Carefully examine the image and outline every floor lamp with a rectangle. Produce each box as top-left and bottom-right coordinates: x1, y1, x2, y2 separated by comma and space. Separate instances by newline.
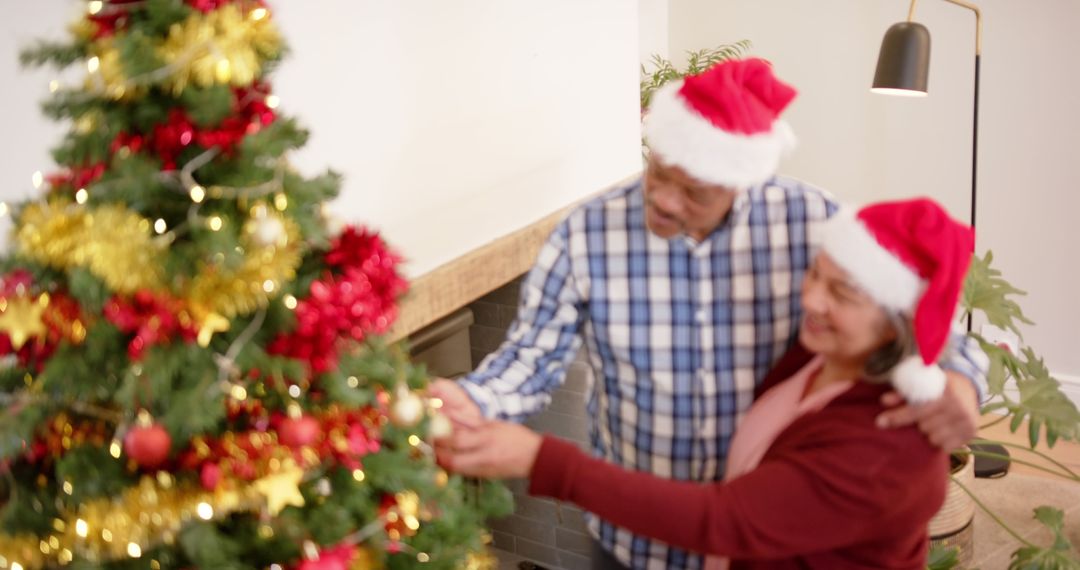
871, 0, 982, 329
872, 0, 981, 231
872, 1, 1005, 473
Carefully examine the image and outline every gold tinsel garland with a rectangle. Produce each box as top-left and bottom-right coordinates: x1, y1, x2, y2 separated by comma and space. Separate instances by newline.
15, 202, 300, 320
186, 208, 302, 318
0, 463, 305, 570
159, 3, 282, 95
462, 548, 499, 570
85, 38, 133, 100
78, 3, 282, 100
16, 201, 162, 295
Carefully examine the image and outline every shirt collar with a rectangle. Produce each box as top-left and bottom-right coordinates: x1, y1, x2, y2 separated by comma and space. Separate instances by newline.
678, 187, 755, 248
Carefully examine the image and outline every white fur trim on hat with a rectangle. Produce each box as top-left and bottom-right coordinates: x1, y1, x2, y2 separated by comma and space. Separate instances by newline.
643, 82, 797, 189
891, 356, 947, 403
820, 209, 924, 312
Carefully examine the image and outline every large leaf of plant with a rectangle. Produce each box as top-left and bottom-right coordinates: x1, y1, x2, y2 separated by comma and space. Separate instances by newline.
962, 251, 1034, 337
1011, 349, 1080, 448
927, 544, 960, 570
1008, 507, 1080, 570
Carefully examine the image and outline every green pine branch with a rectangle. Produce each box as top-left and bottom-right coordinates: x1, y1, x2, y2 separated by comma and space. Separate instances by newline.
0, 467, 58, 535
55, 445, 135, 503
114, 343, 225, 441
38, 323, 129, 403
19, 39, 88, 69
180, 85, 236, 127
137, 0, 195, 36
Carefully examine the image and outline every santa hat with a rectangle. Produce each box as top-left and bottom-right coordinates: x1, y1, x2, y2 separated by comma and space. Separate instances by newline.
819, 198, 975, 403
643, 58, 798, 189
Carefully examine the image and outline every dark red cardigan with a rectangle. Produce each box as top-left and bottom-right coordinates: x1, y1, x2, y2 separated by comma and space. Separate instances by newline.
528, 344, 948, 569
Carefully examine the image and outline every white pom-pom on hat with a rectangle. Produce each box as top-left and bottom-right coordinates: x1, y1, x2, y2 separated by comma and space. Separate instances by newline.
891, 356, 947, 404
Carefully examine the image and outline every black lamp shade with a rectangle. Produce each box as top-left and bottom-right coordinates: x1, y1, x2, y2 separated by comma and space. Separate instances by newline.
872, 22, 931, 96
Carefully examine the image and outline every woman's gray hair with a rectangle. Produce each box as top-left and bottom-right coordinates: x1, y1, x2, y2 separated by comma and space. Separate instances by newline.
862, 311, 916, 383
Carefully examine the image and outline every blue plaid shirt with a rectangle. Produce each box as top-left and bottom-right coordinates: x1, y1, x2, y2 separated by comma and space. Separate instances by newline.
461, 176, 987, 570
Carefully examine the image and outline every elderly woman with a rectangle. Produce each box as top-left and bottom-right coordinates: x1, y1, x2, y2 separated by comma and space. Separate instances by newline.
439, 197, 974, 570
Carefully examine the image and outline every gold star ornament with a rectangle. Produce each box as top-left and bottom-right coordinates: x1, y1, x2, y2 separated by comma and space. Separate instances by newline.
253, 459, 306, 516
0, 294, 49, 349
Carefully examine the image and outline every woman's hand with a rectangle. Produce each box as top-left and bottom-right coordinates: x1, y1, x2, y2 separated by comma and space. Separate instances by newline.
435, 420, 543, 479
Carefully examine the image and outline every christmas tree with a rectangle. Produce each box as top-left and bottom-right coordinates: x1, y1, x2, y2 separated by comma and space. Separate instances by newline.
0, 2, 510, 569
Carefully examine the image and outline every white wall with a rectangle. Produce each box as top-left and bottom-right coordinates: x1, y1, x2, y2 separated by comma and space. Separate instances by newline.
638, 0, 670, 64
273, 2, 641, 277
0, 3, 74, 243
0, 1, 643, 278
668, 0, 1080, 379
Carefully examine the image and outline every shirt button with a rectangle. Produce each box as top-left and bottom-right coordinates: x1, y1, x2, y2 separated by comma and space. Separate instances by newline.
696, 309, 707, 323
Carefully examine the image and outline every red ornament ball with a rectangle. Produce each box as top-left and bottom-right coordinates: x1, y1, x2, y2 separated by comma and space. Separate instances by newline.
296, 559, 347, 570
200, 462, 222, 491
279, 415, 322, 449
296, 543, 357, 570
123, 424, 172, 469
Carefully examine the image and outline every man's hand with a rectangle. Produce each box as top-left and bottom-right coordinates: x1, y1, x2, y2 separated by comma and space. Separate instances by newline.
427, 378, 484, 429
435, 421, 543, 479
876, 371, 980, 451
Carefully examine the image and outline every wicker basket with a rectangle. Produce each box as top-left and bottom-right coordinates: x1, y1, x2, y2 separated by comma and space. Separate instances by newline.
929, 449, 976, 566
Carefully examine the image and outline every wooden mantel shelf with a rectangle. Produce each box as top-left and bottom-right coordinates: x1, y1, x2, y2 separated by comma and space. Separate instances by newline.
388, 174, 637, 343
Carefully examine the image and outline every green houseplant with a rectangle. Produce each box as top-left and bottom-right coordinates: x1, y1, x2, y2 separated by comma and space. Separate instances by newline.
931, 251, 1080, 569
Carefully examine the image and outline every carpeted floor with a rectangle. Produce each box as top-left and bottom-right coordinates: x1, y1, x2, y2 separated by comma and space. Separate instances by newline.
968, 471, 1080, 568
